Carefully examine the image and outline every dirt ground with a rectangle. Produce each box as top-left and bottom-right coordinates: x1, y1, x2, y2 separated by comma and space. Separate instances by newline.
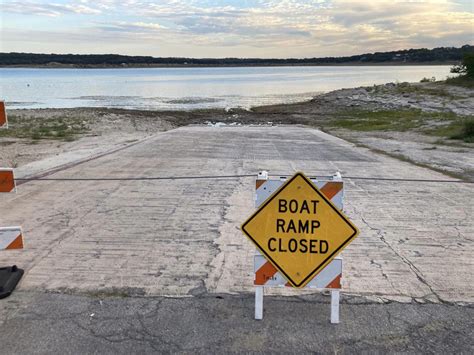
0, 109, 175, 169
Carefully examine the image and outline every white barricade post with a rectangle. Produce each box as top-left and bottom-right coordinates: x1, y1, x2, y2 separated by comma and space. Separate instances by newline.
242, 171, 359, 324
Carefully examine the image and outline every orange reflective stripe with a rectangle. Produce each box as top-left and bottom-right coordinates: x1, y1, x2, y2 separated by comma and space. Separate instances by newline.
326, 274, 342, 289
286, 274, 341, 288
254, 261, 278, 285
0, 170, 15, 193
6, 234, 23, 250
0, 101, 6, 127
320, 182, 343, 200
256, 180, 266, 189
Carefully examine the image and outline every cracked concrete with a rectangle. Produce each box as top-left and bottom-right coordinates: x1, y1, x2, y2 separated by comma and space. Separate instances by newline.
0, 125, 472, 304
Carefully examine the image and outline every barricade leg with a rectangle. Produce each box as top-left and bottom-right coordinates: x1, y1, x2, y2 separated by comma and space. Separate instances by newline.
330, 290, 340, 324
255, 286, 263, 320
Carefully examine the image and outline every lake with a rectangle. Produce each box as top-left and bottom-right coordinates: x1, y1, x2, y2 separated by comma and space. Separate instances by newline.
0, 66, 453, 110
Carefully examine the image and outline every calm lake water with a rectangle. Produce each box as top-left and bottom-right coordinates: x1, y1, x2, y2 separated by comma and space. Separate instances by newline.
0, 66, 452, 110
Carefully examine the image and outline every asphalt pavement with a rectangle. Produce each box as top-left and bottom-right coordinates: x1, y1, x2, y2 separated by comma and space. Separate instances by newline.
1, 291, 473, 354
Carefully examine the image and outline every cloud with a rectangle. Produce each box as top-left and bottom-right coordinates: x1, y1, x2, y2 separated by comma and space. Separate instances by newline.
2, 0, 473, 57
97, 21, 167, 33
315, 0, 473, 54
3, 1, 102, 17
98, 0, 472, 54
326, 0, 455, 27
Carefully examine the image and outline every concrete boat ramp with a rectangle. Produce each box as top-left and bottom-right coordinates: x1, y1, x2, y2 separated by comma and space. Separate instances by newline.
1, 125, 472, 353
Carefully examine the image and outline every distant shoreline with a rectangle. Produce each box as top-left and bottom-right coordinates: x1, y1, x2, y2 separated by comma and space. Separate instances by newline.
0, 61, 457, 69
2, 45, 470, 68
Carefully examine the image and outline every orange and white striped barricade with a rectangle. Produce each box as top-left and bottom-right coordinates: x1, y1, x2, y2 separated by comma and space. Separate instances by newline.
0, 168, 16, 193
0, 227, 24, 250
0, 100, 7, 128
253, 171, 344, 323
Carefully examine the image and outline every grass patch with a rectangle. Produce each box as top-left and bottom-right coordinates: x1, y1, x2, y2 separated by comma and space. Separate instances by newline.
424, 118, 474, 143
444, 76, 474, 89
425, 121, 464, 138
330, 108, 474, 143
420, 77, 436, 83
392, 82, 460, 99
449, 118, 474, 143
368, 81, 458, 98
330, 109, 458, 132
0, 115, 90, 141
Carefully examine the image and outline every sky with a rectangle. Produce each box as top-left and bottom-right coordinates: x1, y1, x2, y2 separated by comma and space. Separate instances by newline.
1, 0, 473, 58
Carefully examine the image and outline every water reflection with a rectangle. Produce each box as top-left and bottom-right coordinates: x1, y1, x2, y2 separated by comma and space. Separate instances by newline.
0, 66, 452, 110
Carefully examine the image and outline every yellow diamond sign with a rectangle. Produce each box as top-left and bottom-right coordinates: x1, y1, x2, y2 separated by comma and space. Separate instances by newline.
242, 172, 359, 288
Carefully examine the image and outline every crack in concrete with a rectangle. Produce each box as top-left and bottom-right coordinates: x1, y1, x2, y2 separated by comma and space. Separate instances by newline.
353, 205, 447, 304
453, 224, 472, 243
369, 259, 401, 294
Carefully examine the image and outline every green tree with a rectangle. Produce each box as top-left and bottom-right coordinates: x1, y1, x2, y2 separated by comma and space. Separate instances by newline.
451, 53, 474, 78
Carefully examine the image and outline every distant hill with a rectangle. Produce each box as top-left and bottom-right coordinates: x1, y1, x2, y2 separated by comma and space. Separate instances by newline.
1, 45, 472, 67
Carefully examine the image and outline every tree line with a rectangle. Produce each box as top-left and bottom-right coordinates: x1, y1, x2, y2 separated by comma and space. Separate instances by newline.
1, 45, 472, 66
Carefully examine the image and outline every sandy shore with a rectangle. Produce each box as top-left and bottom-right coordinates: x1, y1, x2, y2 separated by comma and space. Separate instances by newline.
1, 81, 473, 180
